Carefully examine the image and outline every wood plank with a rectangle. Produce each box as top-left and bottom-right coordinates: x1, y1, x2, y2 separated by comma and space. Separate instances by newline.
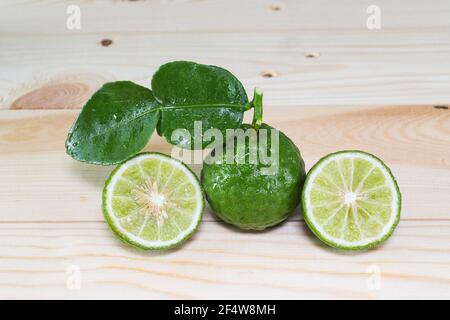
2, 0, 449, 33
1, 31, 449, 109
0, 220, 448, 299
1, 0, 449, 300
1, 0, 450, 109
0, 105, 449, 222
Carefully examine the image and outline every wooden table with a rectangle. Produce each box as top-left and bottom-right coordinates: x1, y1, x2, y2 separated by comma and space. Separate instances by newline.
0, 0, 449, 299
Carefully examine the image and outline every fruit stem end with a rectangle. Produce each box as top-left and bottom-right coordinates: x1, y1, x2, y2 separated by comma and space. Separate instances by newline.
251, 87, 263, 129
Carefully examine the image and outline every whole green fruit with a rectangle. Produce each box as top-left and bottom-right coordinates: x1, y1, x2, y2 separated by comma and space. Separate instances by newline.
201, 123, 306, 230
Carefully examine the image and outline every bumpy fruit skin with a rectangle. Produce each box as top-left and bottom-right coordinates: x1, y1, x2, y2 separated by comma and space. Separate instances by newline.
201, 123, 306, 230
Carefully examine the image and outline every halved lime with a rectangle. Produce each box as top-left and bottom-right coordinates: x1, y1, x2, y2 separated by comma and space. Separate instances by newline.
102, 152, 204, 250
302, 151, 401, 250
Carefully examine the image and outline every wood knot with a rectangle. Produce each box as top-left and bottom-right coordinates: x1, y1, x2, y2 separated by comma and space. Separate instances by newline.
11, 83, 90, 109
100, 39, 113, 47
270, 3, 284, 11
261, 71, 278, 78
434, 105, 449, 110
304, 52, 321, 58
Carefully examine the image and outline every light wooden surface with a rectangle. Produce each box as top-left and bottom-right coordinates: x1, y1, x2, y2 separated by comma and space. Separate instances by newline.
2, 0, 450, 108
0, 0, 449, 299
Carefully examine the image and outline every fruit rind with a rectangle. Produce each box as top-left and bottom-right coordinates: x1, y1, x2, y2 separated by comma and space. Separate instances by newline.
301, 150, 401, 250
102, 152, 204, 251
201, 123, 306, 231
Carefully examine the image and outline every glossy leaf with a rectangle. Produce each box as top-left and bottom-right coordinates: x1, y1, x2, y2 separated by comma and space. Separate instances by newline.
151, 61, 249, 149
65, 81, 160, 165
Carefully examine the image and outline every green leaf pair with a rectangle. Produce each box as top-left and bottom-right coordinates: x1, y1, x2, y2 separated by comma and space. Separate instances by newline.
66, 61, 258, 165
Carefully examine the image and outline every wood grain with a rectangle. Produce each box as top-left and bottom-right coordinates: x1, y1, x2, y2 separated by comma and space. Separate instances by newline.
1, 0, 450, 109
0, 220, 449, 299
0, 106, 449, 223
1, 0, 449, 300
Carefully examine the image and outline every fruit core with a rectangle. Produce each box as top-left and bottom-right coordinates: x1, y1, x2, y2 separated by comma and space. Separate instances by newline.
132, 179, 168, 220
344, 192, 357, 205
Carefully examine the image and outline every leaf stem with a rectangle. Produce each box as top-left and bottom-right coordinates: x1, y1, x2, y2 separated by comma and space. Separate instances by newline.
118, 99, 257, 131
158, 103, 251, 111
251, 87, 263, 130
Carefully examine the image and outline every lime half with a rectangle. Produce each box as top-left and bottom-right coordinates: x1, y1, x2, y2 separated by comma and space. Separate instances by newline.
103, 152, 204, 250
302, 151, 401, 250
